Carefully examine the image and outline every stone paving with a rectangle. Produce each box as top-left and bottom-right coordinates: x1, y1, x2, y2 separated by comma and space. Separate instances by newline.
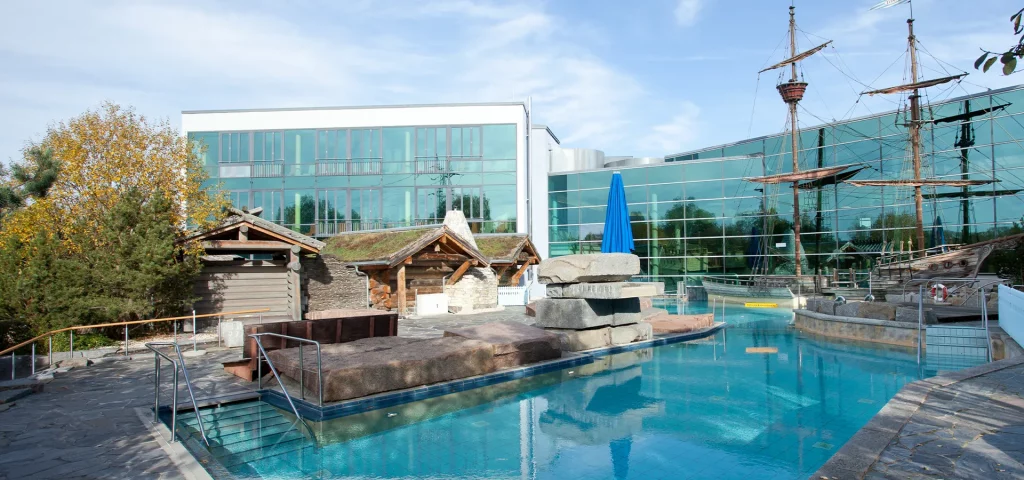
816, 356, 1024, 479
0, 348, 250, 480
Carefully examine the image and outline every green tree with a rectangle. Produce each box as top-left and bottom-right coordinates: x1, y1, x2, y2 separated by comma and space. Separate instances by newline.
975, 8, 1024, 75
0, 147, 60, 221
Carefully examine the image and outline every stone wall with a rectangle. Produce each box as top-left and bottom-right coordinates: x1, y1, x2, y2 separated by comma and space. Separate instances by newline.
301, 255, 368, 312
794, 309, 923, 348
446, 267, 498, 313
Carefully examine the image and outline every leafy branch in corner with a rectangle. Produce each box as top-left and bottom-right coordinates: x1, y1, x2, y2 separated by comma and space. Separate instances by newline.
975, 8, 1024, 75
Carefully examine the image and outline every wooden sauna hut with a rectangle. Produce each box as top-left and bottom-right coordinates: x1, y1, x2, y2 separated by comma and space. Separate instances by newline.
476, 234, 542, 286
318, 225, 492, 313
187, 207, 325, 322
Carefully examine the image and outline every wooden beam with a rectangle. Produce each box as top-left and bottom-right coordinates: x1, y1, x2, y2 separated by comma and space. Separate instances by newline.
238, 224, 249, 241
288, 249, 302, 321
448, 260, 472, 285
396, 265, 407, 315
203, 240, 291, 251
414, 253, 469, 262
509, 261, 531, 285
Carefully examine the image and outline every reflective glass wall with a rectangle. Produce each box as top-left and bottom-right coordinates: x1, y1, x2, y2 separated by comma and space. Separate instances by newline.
191, 124, 518, 236
548, 87, 1024, 293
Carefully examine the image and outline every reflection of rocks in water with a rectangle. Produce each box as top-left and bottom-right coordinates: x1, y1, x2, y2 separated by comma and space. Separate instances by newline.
539, 351, 663, 446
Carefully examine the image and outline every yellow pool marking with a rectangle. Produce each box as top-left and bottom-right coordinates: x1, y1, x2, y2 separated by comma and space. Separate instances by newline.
746, 347, 778, 354
745, 302, 777, 308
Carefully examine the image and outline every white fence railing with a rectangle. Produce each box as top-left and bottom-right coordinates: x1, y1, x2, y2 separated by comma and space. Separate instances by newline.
498, 286, 528, 306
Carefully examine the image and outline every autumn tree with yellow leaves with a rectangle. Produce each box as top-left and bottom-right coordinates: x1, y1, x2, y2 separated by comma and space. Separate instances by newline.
0, 103, 228, 349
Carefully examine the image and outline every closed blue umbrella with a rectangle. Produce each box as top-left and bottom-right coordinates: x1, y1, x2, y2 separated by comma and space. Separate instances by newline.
602, 172, 635, 253
932, 216, 946, 250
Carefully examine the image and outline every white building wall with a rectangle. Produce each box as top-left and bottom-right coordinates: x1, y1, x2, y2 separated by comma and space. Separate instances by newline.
529, 126, 562, 266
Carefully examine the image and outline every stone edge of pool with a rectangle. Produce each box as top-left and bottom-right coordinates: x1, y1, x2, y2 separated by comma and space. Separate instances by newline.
813, 354, 1024, 479
261, 322, 727, 422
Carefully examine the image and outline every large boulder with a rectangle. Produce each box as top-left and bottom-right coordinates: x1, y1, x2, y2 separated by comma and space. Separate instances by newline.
610, 323, 653, 345
895, 306, 938, 324
537, 254, 640, 284
646, 313, 714, 334
835, 301, 861, 318
532, 298, 641, 329
267, 336, 496, 402
546, 327, 611, 352
546, 282, 658, 299
858, 302, 897, 321
443, 321, 561, 369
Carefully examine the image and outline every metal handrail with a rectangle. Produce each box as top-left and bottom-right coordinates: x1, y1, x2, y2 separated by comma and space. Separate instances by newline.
249, 333, 323, 406
2, 308, 271, 380
145, 342, 210, 446
248, 334, 316, 438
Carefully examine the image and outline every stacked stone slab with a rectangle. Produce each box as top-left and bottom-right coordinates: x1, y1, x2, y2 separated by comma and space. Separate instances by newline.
532, 253, 655, 351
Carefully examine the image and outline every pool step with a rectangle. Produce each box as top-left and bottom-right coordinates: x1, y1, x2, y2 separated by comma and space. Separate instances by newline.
926, 326, 989, 357
174, 401, 314, 470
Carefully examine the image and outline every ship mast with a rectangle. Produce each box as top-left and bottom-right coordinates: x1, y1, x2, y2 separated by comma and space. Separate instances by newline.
907, 18, 926, 252
784, 5, 804, 277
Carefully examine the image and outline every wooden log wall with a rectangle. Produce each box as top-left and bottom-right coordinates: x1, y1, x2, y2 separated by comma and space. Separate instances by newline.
365, 264, 458, 312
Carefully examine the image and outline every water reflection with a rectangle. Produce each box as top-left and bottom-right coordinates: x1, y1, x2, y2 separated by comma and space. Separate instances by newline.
238, 305, 961, 479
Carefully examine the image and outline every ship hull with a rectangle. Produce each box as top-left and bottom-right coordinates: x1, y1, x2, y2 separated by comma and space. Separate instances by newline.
874, 233, 1024, 283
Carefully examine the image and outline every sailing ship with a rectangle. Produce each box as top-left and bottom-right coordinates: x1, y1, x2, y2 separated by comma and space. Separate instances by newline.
702, 2, 1024, 302
702, 5, 846, 301
845, 10, 1024, 286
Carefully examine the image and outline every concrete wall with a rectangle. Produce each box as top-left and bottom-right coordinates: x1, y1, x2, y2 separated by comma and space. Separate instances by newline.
794, 310, 924, 348
446, 267, 498, 313
301, 255, 368, 312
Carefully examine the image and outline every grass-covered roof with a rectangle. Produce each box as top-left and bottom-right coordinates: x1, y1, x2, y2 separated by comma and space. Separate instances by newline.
320, 227, 438, 263
476, 235, 530, 262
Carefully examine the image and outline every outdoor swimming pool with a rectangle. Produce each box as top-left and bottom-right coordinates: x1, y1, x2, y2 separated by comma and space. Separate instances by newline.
178, 303, 981, 479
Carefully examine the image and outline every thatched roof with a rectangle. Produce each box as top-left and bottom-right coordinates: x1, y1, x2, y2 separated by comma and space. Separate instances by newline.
476, 234, 540, 264
321, 225, 489, 267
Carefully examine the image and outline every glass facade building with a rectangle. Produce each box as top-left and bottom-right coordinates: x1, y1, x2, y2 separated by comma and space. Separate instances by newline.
189, 123, 519, 236
548, 86, 1024, 293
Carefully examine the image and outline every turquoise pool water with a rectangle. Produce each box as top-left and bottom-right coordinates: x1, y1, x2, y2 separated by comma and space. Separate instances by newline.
181, 303, 979, 479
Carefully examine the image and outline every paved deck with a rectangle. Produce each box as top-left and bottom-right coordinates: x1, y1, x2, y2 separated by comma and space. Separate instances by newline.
0, 348, 250, 480
816, 355, 1024, 479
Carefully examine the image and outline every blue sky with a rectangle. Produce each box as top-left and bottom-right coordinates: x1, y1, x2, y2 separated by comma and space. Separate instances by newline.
1, 0, 1022, 164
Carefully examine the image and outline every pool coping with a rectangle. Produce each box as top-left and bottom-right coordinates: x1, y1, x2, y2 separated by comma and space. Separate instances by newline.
812, 353, 1024, 479
133, 407, 216, 480
261, 322, 727, 422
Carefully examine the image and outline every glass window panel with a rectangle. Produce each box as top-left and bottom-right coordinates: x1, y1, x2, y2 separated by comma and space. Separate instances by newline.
683, 181, 722, 200
625, 185, 647, 204
579, 170, 613, 189
644, 164, 683, 183
189, 132, 219, 166
580, 206, 606, 224
620, 168, 647, 186
648, 183, 683, 203
549, 175, 568, 192
482, 124, 516, 160
317, 129, 347, 160
579, 189, 608, 207
483, 171, 516, 185
484, 185, 516, 222
484, 159, 516, 172
251, 190, 283, 223
285, 130, 315, 165
352, 129, 381, 159
450, 161, 482, 173
416, 187, 445, 222
284, 189, 315, 234
683, 161, 722, 182
383, 187, 414, 226
449, 173, 482, 185
682, 200, 722, 219
549, 208, 578, 226
549, 225, 579, 243
383, 127, 414, 162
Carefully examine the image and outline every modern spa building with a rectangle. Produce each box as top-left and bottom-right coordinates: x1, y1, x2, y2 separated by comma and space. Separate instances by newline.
183, 85, 1024, 294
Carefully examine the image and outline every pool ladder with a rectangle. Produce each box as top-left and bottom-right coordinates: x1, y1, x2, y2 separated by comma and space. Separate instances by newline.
145, 342, 210, 446
249, 333, 320, 439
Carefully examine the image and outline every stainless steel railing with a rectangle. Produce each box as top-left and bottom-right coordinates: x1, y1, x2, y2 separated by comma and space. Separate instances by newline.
248, 333, 317, 437
145, 342, 210, 446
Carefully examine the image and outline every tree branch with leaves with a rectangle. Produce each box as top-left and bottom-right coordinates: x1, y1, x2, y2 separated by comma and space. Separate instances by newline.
975, 8, 1024, 75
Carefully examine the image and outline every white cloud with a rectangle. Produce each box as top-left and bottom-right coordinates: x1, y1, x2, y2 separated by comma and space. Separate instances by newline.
674, 0, 703, 27
642, 102, 701, 154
